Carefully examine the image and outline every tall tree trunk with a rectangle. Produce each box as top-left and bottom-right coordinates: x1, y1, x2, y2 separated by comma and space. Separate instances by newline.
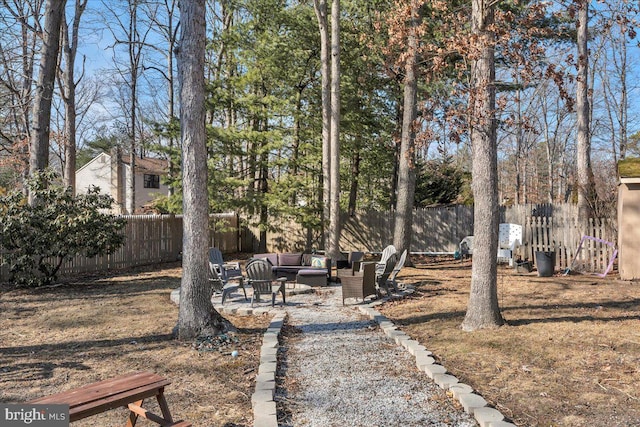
60, 0, 87, 194
327, 0, 341, 261
618, 36, 627, 160
576, 0, 594, 220
313, 0, 331, 250
347, 145, 360, 215
393, 1, 419, 264
390, 99, 402, 210
128, 1, 138, 214
176, 0, 225, 340
167, 4, 177, 197
462, 0, 504, 332
29, 0, 64, 191
8, 0, 42, 183
514, 86, 523, 204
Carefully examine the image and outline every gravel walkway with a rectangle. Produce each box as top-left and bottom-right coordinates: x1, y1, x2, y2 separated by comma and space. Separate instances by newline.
275, 286, 476, 427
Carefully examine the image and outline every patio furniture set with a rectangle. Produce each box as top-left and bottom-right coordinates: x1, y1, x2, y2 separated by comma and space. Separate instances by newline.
208, 249, 331, 307
209, 246, 408, 307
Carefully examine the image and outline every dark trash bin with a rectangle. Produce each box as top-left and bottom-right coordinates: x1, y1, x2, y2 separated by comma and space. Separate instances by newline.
535, 251, 556, 277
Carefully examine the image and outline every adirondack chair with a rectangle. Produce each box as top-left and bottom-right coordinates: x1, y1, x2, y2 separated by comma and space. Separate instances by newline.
208, 262, 245, 305
208, 247, 243, 282
459, 236, 474, 260
375, 252, 398, 298
245, 258, 286, 307
375, 245, 397, 276
385, 249, 407, 292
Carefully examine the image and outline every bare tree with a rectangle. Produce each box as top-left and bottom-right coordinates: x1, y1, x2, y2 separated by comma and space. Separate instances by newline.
29, 0, 65, 184
594, 0, 639, 162
575, 0, 595, 220
0, 0, 44, 183
50, 76, 103, 170
176, 0, 226, 340
141, 0, 179, 195
537, 80, 575, 203
462, 0, 504, 331
58, 0, 87, 193
102, 0, 153, 213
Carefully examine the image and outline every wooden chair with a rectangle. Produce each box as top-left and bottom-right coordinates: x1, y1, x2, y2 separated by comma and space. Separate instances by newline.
245, 259, 286, 307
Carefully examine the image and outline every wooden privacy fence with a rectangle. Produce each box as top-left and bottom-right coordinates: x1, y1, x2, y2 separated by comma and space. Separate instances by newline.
0, 205, 619, 282
241, 205, 475, 254
341, 205, 474, 253
0, 213, 239, 282
245, 203, 618, 274
518, 216, 617, 273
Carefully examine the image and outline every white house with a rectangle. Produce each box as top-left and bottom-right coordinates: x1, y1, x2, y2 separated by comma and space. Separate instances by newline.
76, 150, 170, 214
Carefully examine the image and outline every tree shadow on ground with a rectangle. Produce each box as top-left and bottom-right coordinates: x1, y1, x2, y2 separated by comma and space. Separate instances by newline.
395, 298, 640, 327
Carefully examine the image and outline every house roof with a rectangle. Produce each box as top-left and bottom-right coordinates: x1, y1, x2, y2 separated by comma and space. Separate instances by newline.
618, 157, 640, 184
121, 156, 169, 175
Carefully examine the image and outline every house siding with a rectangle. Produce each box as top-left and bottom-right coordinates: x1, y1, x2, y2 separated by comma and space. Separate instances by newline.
76, 152, 169, 214
76, 152, 112, 196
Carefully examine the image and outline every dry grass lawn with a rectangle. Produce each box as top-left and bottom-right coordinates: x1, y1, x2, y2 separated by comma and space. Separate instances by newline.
3, 258, 640, 427
381, 258, 640, 427
0, 263, 270, 427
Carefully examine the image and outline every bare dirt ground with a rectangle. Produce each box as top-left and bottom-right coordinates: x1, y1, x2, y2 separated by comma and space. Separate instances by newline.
0, 262, 270, 427
381, 257, 640, 427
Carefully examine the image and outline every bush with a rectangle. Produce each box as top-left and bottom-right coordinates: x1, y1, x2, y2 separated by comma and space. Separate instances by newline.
0, 170, 127, 287
414, 157, 468, 207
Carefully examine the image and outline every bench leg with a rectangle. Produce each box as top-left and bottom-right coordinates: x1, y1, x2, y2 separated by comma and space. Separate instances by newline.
126, 399, 143, 427
127, 394, 176, 427
157, 390, 175, 424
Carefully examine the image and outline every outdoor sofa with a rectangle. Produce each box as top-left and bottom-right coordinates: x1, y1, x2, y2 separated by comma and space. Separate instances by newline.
251, 252, 332, 286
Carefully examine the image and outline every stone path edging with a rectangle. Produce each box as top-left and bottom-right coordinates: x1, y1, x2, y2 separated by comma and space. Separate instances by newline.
360, 288, 517, 427
171, 284, 517, 427
251, 312, 285, 427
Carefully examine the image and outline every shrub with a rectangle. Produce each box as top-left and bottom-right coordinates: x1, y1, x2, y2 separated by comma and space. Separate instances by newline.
0, 170, 127, 287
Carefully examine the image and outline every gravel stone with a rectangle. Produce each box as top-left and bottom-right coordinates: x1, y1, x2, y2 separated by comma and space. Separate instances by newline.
275, 286, 476, 427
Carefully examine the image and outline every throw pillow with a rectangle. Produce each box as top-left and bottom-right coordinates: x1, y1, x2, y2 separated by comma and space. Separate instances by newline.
311, 256, 327, 268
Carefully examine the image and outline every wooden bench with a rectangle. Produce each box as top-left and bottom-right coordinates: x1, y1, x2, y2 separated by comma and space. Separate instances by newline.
28, 371, 190, 427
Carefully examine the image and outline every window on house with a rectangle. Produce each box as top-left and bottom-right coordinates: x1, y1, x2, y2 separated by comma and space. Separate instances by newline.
144, 174, 160, 189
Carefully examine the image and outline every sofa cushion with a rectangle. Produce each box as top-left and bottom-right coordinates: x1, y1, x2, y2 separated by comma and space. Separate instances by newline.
301, 253, 313, 266
253, 253, 278, 266
279, 253, 302, 266
298, 268, 327, 276
311, 255, 328, 268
